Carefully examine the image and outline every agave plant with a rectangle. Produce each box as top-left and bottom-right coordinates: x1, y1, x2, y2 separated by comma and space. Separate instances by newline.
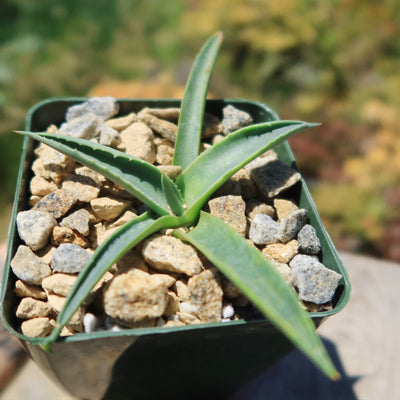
17, 32, 338, 379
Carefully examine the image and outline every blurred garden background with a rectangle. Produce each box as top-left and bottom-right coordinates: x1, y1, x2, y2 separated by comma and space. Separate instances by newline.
0, 0, 399, 261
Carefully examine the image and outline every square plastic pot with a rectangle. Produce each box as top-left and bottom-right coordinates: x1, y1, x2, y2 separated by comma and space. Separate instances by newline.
0, 98, 350, 400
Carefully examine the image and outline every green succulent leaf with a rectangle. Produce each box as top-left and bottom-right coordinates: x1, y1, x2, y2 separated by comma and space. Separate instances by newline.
40, 211, 183, 350
173, 31, 223, 170
16, 131, 173, 216
161, 174, 186, 216
176, 120, 318, 220
175, 212, 339, 380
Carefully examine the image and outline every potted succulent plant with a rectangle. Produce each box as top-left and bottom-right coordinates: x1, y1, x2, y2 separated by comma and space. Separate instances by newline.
0, 32, 350, 399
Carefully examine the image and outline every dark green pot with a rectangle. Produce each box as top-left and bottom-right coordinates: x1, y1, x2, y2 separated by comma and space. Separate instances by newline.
0, 98, 350, 399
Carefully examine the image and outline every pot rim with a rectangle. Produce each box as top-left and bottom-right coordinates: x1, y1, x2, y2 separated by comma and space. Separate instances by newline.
0, 97, 351, 345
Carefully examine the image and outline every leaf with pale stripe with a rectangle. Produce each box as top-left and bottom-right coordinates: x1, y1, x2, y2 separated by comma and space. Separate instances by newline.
173, 32, 223, 170
176, 120, 318, 220
17, 131, 175, 216
175, 212, 339, 380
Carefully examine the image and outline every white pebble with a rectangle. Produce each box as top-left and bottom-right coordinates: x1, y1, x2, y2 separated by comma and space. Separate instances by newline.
222, 303, 235, 319
83, 313, 100, 333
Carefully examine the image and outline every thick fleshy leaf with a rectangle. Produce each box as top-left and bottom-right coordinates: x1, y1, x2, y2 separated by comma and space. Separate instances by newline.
173, 32, 223, 170
176, 120, 318, 220
161, 174, 186, 216
175, 212, 339, 380
17, 131, 172, 217
40, 212, 183, 350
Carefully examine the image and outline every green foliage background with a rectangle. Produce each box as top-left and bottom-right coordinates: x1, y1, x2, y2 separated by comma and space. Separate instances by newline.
1, 0, 399, 260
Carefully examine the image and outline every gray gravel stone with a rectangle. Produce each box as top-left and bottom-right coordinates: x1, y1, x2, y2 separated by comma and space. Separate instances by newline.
51, 243, 91, 273
249, 214, 281, 245
60, 208, 92, 236
222, 105, 253, 135
298, 224, 321, 255
65, 97, 119, 121
279, 209, 308, 243
289, 254, 342, 304
98, 124, 121, 148
59, 113, 100, 139
10, 245, 51, 285
16, 210, 57, 251
246, 156, 302, 198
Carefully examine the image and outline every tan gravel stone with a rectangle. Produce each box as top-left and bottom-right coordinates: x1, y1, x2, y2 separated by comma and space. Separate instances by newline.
174, 280, 191, 301
35, 144, 75, 174
142, 235, 203, 276
268, 260, 294, 286
179, 302, 198, 316
90, 196, 132, 221
28, 195, 41, 207
21, 317, 53, 338
212, 134, 225, 145
103, 269, 168, 324
42, 274, 78, 297
33, 189, 77, 219
16, 297, 52, 319
188, 269, 223, 323
105, 112, 138, 131
106, 209, 138, 229
262, 240, 299, 264
30, 176, 58, 196
14, 280, 47, 300
202, 112, 223, 138
151, 274, 176, 288
119, 122, 156, 163
220, 276, 242, 299
208, 195, 247, 236
177, 312, 202, 325
140, 107, 180, 122
35, 244, 56, 265
154, 137, 174, 165
274, 198, 299, 221
51, 226, 91, 248
31, 158, 51, 179
10, 245, 51, 285
138, 112, 177, 142
74, 166, 107, 185
112, 249, 148, 274
98, 124, 121, 148
164, 291, 180, 317
156, 165, 182, 179
60, 326, 75, 337
246, 199, 275, 220
164, 320, 185, 327
47, 293, 85, 332
62, 173, 100, 202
